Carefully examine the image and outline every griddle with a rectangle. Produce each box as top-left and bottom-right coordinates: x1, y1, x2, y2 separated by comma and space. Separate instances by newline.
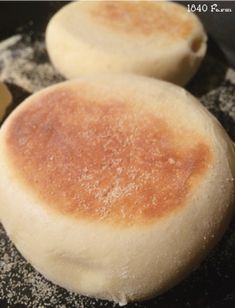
0, 2, 235, 308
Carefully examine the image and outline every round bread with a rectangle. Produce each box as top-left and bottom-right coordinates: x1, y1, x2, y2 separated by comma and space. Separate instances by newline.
46, 1, 207, 85
0, 75, 234, 305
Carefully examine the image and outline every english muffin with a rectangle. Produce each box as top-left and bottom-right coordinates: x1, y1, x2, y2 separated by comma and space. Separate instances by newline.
46, 1, 207, 85
0, 75, 234, 305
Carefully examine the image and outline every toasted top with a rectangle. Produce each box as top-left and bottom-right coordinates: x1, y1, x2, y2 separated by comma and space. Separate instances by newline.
50, 1, 205, 54
90, 2, 193, 39
3, 78, 212, 226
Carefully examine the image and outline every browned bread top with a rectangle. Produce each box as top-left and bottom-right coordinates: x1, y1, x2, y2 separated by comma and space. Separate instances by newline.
90, 2, 194, 40
4, 81, 212, 226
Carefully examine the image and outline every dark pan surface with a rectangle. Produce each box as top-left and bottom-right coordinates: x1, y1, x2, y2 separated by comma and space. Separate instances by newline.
0, 2, 235, 308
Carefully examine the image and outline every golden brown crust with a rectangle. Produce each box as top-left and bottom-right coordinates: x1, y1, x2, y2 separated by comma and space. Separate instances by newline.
90, 2, 193, 39
5, 87, 212, 226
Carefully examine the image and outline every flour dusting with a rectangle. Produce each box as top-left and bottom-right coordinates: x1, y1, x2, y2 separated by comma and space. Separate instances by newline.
0, 34, 64, 93
0, 28, 235, 308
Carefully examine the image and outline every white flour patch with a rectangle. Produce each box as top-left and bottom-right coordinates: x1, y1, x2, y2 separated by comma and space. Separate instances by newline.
0, 35, 21, 52
0, 34, 64, 93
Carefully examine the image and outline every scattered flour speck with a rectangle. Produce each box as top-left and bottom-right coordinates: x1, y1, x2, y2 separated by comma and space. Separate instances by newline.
0, 30, 235, 307
0, 34, 64, 93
